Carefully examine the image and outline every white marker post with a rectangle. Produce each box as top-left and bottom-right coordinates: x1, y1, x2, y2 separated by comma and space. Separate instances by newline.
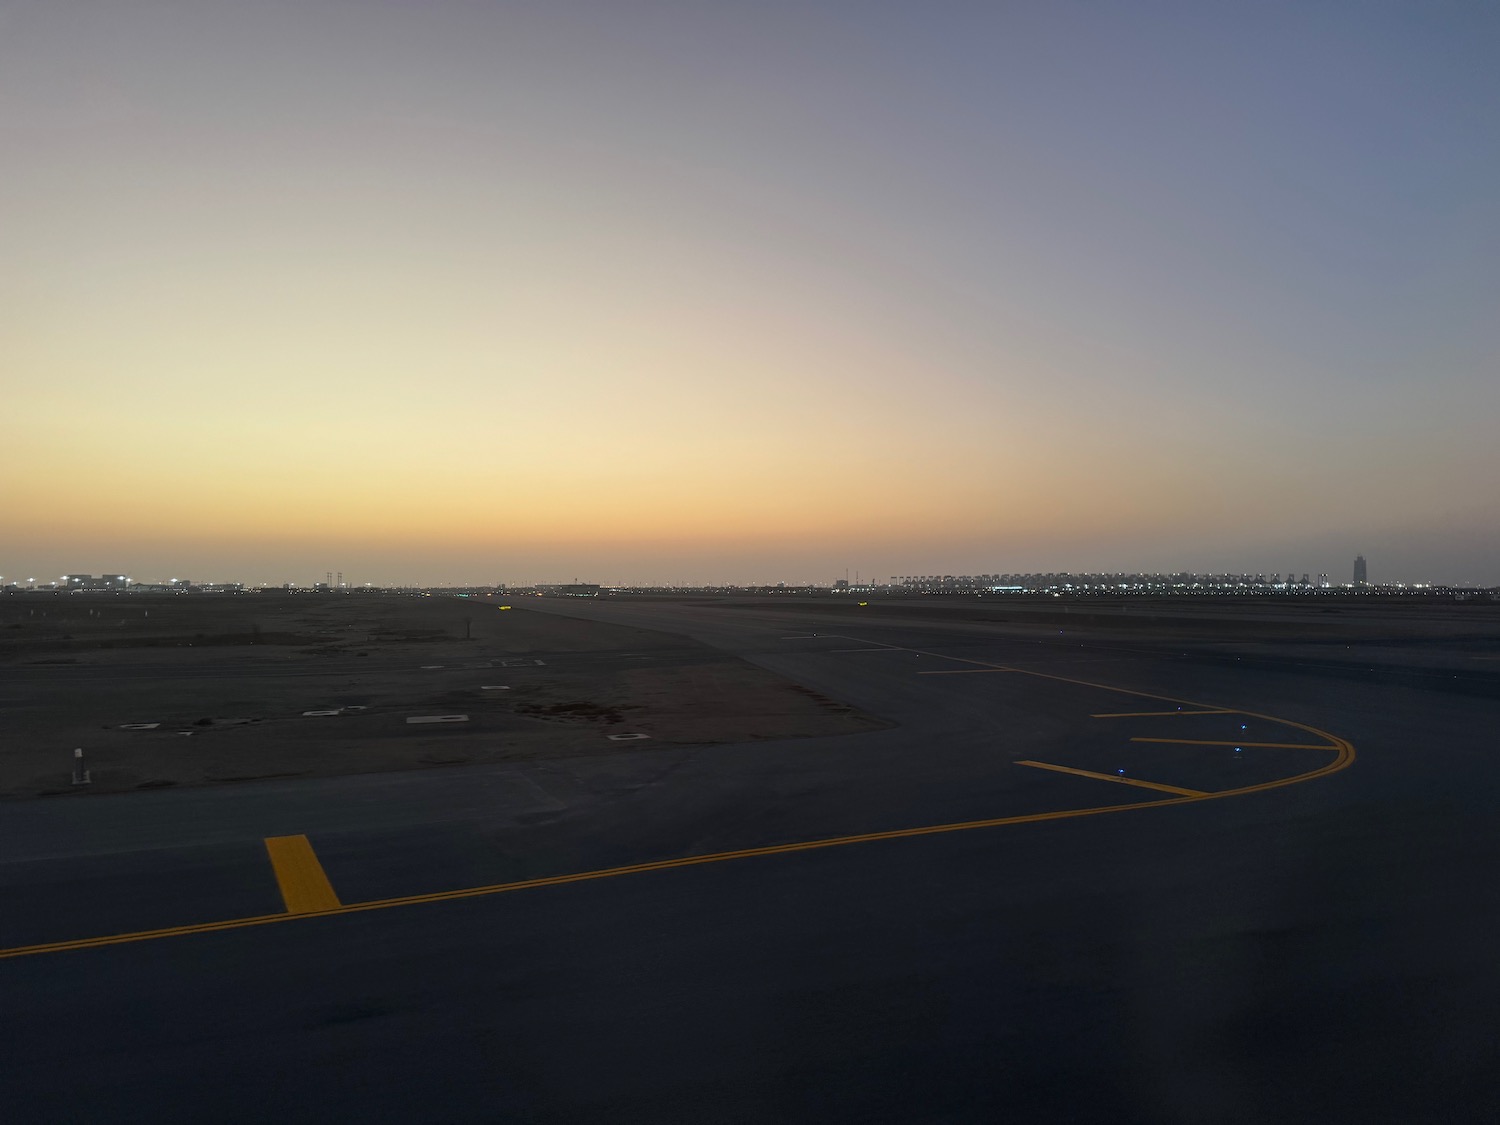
71, 747, 91, 786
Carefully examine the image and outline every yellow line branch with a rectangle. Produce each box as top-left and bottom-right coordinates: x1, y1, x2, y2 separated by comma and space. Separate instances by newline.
1015, 760, 1208, 797
264, 835, 342, 914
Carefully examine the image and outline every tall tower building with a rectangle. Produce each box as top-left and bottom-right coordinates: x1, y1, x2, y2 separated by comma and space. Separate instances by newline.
1353, 555, 1367, 586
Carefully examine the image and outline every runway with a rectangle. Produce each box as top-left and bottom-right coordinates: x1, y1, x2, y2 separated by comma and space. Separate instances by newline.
2, 597, 1495, 1122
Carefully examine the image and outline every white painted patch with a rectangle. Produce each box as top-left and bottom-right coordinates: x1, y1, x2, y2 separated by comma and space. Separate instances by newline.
480, 685, 510, 691
419, 665, 445, 670
405, 714, 470, 724
118, 723, 161, 730
607, 732, 651, 741
302, 710, 342, 717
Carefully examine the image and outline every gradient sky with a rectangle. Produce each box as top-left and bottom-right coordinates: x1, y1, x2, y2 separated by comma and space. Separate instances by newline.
4, 1, 1498, 586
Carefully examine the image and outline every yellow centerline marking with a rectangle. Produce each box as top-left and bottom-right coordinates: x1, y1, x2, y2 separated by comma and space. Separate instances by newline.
264, 835, 342, 914
0, 799, 1189, 960
1091, 709, 1234, 718
1015, 760, 1208, 797
0, 642, 1356, 962
1129, 737, 1339, 750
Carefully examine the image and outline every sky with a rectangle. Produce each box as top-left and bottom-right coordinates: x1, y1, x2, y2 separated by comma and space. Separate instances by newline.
3, 1, 1498, 587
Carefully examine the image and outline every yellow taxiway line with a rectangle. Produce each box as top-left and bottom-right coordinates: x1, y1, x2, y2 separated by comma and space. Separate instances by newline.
0, 645, 1356, 962
264, 835, 342, 914
1015, 760, 1208, 797
0, 798, 1191, 961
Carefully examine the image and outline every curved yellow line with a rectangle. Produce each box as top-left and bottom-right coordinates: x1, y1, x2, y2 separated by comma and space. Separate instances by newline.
0, 658, 1354, 961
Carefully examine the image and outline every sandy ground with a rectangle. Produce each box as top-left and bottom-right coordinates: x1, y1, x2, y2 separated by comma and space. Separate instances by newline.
0, 594, 886, 798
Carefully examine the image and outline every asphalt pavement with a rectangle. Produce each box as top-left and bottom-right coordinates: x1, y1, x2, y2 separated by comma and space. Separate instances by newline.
2, 597, 1496, 1123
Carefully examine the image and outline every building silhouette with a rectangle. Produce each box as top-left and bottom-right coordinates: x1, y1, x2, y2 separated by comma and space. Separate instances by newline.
1353, 555, 1367, 586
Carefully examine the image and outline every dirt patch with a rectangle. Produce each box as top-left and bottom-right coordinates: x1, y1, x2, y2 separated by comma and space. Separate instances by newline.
0, 595, 887, 798
518, 700, 633, 725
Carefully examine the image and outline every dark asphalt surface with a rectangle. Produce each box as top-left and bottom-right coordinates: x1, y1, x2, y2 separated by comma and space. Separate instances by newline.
3, 598, 1497, 1122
